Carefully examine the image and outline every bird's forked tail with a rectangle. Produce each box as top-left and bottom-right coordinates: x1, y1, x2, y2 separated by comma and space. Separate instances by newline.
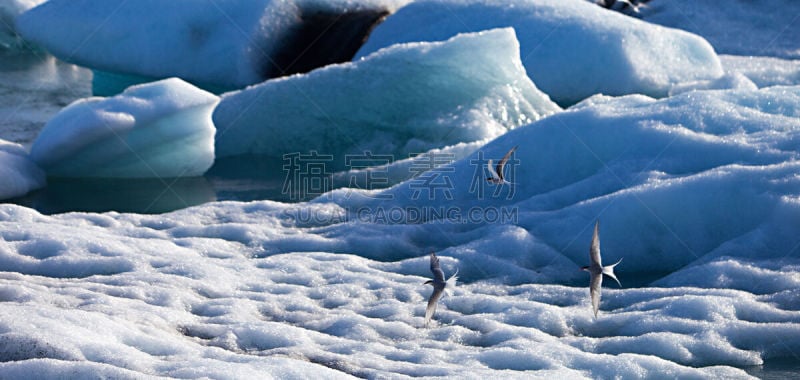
444, 268, 458, 297
602, 258, 623, 287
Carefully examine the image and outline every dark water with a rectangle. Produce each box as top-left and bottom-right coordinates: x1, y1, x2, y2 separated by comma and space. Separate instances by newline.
8, 155, 317, 214
746, 359, 800, 379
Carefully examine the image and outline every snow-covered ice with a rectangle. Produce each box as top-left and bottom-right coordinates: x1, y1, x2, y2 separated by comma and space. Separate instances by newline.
357, 0, 724, 106
29, 78, 218, 178
15, 0, 409, 93
0, 202, 791, 379
4, 83, 800, 377
0, 139, 44, 200
214, 28, 560, 161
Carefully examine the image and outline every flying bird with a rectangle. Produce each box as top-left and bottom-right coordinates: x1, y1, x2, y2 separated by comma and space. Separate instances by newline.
486, 146, 518, 185
424, 252, 458, 327
581, 221, 622, 318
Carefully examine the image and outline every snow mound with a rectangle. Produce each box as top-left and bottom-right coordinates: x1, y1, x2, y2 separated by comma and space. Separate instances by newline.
356, 0, 723, 106
213, 28, 560, 161
0, 139, 45, 200
16, 0, 408, 92
29, 78, 218, 178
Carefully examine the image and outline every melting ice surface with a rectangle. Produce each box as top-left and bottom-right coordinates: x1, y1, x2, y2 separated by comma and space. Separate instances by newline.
1, 0, 800, 378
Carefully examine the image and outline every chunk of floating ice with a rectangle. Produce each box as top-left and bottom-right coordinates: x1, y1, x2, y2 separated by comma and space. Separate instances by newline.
213, 28, 560, 162
0, 139, 45, 200
357, 0, 724, 106
29, 78, 218, 178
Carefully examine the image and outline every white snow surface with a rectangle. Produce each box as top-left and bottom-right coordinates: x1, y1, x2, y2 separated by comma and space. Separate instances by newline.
640, 0, 800, 59
214, 28, 560, 160
0, 139, 44, 200
29, 78, 219, 178
356, 0, 723, 106
15, 0, 410, 90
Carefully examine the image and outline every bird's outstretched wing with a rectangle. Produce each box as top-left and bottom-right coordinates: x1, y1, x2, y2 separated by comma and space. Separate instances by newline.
590, 272, 603, 318
425, 286, 444, 326
495, 146, 518, 181
590, 221, 601, 267
429, 252, 445, 282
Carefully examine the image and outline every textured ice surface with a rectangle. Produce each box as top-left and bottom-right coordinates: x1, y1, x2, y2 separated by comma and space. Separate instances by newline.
357, 0, 723, 106
214, 28, 560, 161
16, 0, 409, 92
0, 203, 790, 378
29, 78, 218, 178
0, 139, 44, 200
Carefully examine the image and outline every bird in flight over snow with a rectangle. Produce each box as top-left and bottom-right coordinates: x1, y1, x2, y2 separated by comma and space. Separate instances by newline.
486, 146, 518, 185
581, 221, 622, 318
424, 252, 458, 327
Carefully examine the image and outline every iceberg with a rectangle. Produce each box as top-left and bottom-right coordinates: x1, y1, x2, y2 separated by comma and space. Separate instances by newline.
29, 78, 218, 178
356, 0, 724, 106
0, 0, 43, 49
213, 28, 561, 162
16, 0, 408, 93
0, 139, 45, 200
640, 0, 800, 59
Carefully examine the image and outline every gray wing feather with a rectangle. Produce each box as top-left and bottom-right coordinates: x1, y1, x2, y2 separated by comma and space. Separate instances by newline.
425, 286, 444, 326
590, 221, 602, 267
590, 272, 603, 318
495, 146, 518, 181
430, 252, 445, 282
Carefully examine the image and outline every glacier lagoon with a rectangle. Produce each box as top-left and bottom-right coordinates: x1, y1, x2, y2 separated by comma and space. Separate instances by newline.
2, 0, 800, 378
